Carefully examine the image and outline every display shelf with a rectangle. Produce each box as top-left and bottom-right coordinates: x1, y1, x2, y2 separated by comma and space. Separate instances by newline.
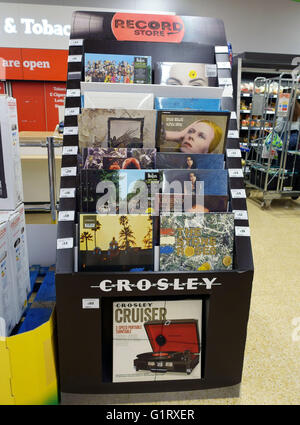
55, 10, 253, 396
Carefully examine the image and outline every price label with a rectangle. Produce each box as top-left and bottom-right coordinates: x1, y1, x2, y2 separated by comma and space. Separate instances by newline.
58, 211, 75, 222
226, 149, 241, 158
61, 167, 77, 177
235, 226, 250, 237
218, 77, 233, 86
66, 89, 80, 97
228, 130, 239, 139
65, 107, 80, 116
233, 210, 248, 220
222, 85, 233, 98
62, 146, 78, 155
230, 111, 237, 120
60, 188, 76, 198
69, 39, 83, 46
228, 168, 244, 178
57, 238, 73, 250
217, 62, 231, 69
231, 189, 246, 198
63, 126, 78, 136
82, 299, 100, 309
215, 46, 228, 53
68, 55, 82, 63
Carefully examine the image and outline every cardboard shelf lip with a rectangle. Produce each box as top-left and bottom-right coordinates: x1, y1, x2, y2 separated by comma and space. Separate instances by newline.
81, 82, 224, 99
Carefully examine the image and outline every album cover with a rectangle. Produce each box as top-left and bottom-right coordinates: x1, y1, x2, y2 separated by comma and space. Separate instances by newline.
78, 108, 156, 149
154, 97, 220, 112
154, 62, 217, 86
81, 147, 156, 170
155, 153, 224, 170
79, 213, 154, 272
85, 53, 152, 84
156, 111, 230, 154
159, 212, 234, 271
113, 299, 202, 383
161, 169, 228, 212
79, 169, 160, 213
83, 91, 154, 109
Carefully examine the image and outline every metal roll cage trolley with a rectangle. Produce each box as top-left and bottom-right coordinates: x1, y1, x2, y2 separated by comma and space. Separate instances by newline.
243, 69, 300, 208
55, 11, 254, 399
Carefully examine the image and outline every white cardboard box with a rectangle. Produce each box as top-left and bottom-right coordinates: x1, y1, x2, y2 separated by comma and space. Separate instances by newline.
0, 221, 18, 336
0, 95, 24, 211
0, 204, 30, 325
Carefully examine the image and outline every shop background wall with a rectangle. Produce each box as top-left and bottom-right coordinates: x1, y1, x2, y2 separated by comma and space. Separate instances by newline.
1, 0, 300, 55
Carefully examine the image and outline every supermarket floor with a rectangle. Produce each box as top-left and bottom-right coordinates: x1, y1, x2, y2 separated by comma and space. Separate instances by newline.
27, 194, 300, 405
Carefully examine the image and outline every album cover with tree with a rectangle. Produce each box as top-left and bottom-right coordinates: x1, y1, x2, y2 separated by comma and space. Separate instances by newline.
79, 214, 154, 272
78, 108, 156, 149
159, 212, 234, 271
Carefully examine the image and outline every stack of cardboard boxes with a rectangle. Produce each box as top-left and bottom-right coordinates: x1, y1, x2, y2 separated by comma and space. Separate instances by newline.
0, 95, 31, 337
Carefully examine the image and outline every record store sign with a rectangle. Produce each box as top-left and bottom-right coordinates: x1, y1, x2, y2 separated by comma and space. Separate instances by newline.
111, 13, 184, 43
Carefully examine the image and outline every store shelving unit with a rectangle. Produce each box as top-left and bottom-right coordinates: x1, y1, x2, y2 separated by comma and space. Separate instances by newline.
55, 11, 253, 398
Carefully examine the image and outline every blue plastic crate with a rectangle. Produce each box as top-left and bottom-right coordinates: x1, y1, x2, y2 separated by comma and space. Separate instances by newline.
17, 308, 52, 334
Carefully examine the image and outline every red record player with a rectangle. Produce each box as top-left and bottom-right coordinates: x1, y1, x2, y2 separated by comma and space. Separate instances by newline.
134, 319, 201, 375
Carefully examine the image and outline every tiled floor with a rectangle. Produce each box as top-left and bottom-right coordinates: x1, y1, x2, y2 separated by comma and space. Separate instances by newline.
29, 194, 300, 405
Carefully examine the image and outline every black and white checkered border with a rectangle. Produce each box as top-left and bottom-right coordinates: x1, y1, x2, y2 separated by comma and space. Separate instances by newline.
56, 39, 84, 269
215, 46, 251, 269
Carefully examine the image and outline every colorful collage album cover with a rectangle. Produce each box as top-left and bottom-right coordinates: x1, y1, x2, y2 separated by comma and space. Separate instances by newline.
84, 53, 152, 84
78, 108, 156, 149
79, 214, 154, 272
81, 147, 156, 170
79, 169, 160, 213
154, 62, 217, 86
113, 299, 202, 383
155, 153, 224, 170
159, 212, 234, 272
156, 111, 230, 154
161, 169, 228, 212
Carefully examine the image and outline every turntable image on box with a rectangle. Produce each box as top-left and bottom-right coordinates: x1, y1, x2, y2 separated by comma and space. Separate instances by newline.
112, 299, 202, 383
134, 319, 201, 375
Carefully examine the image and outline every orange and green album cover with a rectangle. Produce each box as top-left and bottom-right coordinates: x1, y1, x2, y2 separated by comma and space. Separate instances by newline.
79, 214, 153, 272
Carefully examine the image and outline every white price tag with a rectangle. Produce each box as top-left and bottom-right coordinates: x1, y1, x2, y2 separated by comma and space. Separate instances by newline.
222, 85, 233, 98
231, 189, 246, 198
235, 226, 250, 237
65, 107, 80, 116
58, 211, 75, 222
63, 126, 78, 136
233, 210, 248, 220
228, 168, 244, 178
217, 62, 231, 69
218, 77, 233, 86
69, 39, 83, 46
60, 188, 76, 198
82, 299, 100, 309
57, 238, 73, 250
230, 111, 237, 120
62, 146, 78, 155
228, 130, 239, 139
226, 149, 241, 158
66, 89, 81, 97
61, 167, 77, 177
68, 55, 82, 63
215, 46, 228, 53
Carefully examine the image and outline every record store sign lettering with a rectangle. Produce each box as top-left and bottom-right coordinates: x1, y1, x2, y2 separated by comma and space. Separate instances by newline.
91, 277, 221, 292
111, 13, 185, 43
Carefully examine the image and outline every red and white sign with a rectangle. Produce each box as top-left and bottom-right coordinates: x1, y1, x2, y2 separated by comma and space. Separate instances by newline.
0, 47, 68, 81
111, 13, 185, 43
